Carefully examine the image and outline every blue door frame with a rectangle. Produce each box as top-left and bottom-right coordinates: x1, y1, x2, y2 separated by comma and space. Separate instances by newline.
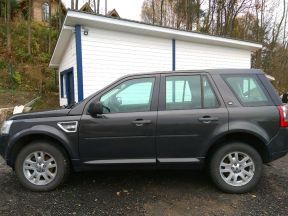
60, 68, 75, 105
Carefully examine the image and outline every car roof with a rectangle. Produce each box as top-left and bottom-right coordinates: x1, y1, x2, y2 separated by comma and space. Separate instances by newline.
121, 68, 263, 79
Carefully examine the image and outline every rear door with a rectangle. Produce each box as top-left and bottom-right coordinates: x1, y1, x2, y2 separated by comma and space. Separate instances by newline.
156, 73, 228, 163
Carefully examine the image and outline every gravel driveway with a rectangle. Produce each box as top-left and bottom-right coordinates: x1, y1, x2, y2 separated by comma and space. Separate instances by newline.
0, 155, 287, 216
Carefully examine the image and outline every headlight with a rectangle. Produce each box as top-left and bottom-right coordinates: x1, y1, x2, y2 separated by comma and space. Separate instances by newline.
1, 120, 13, 135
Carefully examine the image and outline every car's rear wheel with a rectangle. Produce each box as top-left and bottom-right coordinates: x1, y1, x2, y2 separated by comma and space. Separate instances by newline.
15, 141, 70, 191
209, 142, 262, 193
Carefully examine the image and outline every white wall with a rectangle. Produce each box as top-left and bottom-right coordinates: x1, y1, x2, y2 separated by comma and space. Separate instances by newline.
59, 26, 255, 103
175, 40, 251, 70
81, 28, 172, 98
58, 35, 78, 106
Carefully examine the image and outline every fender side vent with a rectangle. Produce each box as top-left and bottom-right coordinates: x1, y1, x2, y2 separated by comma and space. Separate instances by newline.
57, 121, 78, 133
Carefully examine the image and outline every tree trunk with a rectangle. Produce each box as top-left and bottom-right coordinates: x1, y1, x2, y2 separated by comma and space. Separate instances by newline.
152, 0, 155, 24
160, 0, 164, 26
93, 0, 96, 13
6, 0, 11, 54
97, 0, 100, 14
196, 0, 201, 31
283, 1, 288, 45
4, 0, 7, 23
58, 0, 62, 31
105, 0, 107, 15
48, 0, 51, 54
75, 0, 78, 10
71, 0, 74, 10
28, 0, 32, 55
0, 0, 2, 19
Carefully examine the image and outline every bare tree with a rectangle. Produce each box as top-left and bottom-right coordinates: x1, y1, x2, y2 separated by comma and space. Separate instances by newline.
6, 0, 11, 53
271, 0, 286, 45
152, 0, 155, 24
28, 0, 32, 55
160, 0, 164, 25
58, 0, 62, 31
97, 0, 100, 14
48, 0, 52, 54
75, 0, 79, 10
93, 0, 96, 13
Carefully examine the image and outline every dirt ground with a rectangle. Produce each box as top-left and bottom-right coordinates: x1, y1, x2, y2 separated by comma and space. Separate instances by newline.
0, 155, 287, 216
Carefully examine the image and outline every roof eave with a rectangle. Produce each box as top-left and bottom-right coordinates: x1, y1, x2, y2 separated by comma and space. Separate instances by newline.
49, 19, 74, 67
66, 11, 262, 51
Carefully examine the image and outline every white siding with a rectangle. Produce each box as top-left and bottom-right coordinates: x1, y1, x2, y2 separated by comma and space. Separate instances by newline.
58, 35, 78, 106
176, 41, 251, 70
81, 28, 172, 98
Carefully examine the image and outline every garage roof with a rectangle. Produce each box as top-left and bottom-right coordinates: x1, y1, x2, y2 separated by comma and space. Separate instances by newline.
50, 10, 262, 67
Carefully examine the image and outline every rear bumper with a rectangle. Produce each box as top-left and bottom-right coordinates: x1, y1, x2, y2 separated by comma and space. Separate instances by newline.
267, 128, 288, 162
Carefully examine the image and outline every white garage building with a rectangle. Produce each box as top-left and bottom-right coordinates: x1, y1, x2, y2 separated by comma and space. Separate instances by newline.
49, 10, 262, 106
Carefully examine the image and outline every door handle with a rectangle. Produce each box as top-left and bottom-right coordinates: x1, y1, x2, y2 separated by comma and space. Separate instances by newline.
198, 116, 219, 124
132, 119, 152, 127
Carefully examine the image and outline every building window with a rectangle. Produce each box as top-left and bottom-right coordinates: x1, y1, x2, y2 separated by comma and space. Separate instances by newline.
60, 74, 66, 98
42, 3, 49, 22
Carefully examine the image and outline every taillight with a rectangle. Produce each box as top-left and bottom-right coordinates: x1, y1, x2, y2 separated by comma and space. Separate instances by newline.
278, 105, 288, 127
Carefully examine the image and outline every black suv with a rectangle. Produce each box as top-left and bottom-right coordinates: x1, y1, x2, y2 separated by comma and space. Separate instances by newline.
1, 69, 287, 193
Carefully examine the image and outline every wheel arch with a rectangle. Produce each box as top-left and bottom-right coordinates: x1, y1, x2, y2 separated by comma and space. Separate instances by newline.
7, 133, 73, 168
205, 131, 270, 164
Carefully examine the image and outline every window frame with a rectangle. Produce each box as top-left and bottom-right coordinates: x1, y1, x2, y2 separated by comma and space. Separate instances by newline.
100, 77, 155, 113
222, 74, 273, 107
60, 68, 74, 100
202, 75, 221, 108
60, 74, 64, 98
86, 74, 160, 115
159, 73, 220, 111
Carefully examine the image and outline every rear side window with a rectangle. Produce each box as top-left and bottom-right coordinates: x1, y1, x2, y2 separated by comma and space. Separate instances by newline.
165, 75, 219, 110
223, 75, 270, 106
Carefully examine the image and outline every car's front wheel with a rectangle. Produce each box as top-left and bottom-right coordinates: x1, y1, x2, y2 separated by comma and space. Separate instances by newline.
209, 142, 262, 193
15, 141, 70, 191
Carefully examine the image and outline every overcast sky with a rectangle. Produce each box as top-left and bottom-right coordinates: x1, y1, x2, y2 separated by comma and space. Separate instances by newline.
63, 0, 144, 20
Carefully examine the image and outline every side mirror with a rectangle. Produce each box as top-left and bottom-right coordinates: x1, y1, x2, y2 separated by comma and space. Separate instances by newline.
88, 101, 103, 116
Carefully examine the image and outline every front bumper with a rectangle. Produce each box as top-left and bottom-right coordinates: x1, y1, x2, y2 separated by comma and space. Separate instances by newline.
0, 134, 9, 159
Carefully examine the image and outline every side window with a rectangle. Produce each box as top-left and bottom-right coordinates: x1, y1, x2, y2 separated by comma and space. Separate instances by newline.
165, 75, 201, 110
203, 76, 219, 108
100, 77, 155, 113
223, 75, 270, 106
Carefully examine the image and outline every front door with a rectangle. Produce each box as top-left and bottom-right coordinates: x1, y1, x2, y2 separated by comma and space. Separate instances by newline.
156, 73, 228, 163
79, 75, 159, 165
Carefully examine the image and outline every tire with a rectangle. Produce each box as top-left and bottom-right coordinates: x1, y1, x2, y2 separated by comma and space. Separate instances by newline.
15, 140, 70, 192
209, 142, 262, 193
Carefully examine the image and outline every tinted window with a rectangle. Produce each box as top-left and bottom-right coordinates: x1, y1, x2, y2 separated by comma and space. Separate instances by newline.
100, 77, 155, 113
166, 75, 201, 110
224, 75, 270, 106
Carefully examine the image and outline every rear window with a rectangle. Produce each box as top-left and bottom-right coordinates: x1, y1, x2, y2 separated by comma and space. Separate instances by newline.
223, 75, 271, 106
